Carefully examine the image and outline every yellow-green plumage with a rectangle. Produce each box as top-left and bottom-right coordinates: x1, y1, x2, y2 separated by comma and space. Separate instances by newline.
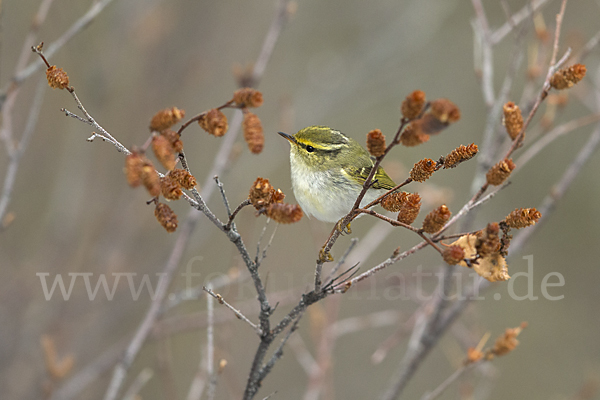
279, 126, 395, 222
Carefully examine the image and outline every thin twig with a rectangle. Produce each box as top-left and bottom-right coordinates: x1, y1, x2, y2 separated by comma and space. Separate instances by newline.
516, 112, 600, 169
122, 368, 154, 400
420, 362, 479, 400
512, 122, 600, 255
0, 78, 46, 225
7, 0, 118, 91
206, 285, 217, 400
324, 237, 359, 284
489, 0, 551, 44
203, 287, 262, 336
226, 199, 252, 230
257, 312, 304, 382
257, 221, 278, 266
214, 176, 233, 216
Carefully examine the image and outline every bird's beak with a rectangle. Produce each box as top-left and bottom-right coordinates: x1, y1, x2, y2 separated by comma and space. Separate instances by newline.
278, 131, 296, 144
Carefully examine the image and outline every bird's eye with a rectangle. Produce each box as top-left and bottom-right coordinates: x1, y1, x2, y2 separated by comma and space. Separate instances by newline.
306, 145, 315, 153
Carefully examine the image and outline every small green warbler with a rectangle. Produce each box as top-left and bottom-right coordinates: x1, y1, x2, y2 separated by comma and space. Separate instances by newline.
278, 126, 395, 223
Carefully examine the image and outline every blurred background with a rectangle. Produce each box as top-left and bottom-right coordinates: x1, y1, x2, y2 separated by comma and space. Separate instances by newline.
1, 0, 600, 399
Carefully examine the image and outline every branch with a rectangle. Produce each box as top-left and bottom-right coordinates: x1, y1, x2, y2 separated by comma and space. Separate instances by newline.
203, 286, 262, 336
0, 78, 46, 225
8, 0, 118, 90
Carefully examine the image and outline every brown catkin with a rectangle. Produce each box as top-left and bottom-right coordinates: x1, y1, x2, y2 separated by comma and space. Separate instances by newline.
399, 123, 430, 147
272, 188, 285, 203
266, 203, 303, 224
422, 204, 451, 233
366, 129, 386, 157
160, 175, 183, 201
46, 65, 69, 90
443, 143, 479, 169
550, 64, 587, 90
443, 245, 465, 265
150, 107, 185, 132
410, 158, 437, 182
199, 108, 228, 137
401, 90, 426, 120
125, 152, 145, 187
249, 177, 274, 209
169, 168, 197, 190
429, 98, 461, 124
397, 193, 421, 225
233, 88, 264, 108
486, 158, 516, 186
476, 222, 501, 257
152, 134, 177, 171
503, 102, 523, 140
141, 159, 161, 197
155, 202, 178, 233
491, 327, 522, 356
504, 208, 541, 229
381, 192, 406, 212
161, 129, 184, 153
243, 111, 264, 154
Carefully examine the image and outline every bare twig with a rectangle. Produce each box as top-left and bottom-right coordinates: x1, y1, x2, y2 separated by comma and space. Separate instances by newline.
206, 285, 217, 400
256, 221, 278, 265
203, 287, 262, 335
324, 237, 359, 284
214, 176, 233, 217
6, 0, 118, 92
516, 112, 600, 169
0, 78, 46, 224
122, 368, 154, 400
489, 0, 551, 44
512, 122, 600, 255
420, 362, 479, 400
226, 199, 252, 230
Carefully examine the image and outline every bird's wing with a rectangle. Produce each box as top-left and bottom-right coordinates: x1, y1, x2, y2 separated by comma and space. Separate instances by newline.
342, 161, 396, 191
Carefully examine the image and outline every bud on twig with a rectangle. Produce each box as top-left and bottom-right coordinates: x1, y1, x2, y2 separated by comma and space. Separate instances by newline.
486, 158, 516, 186
503, 102, 523, 140
199, 109, 229, 137
422, 204, 451, 233
366, 129, 386, 157
401, 90, 426, 120
410, 158, 437, 182
550, 64, 586, 90
504, 208, 541, 229
150, 107, 185, 132
443, 143, 478, 169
